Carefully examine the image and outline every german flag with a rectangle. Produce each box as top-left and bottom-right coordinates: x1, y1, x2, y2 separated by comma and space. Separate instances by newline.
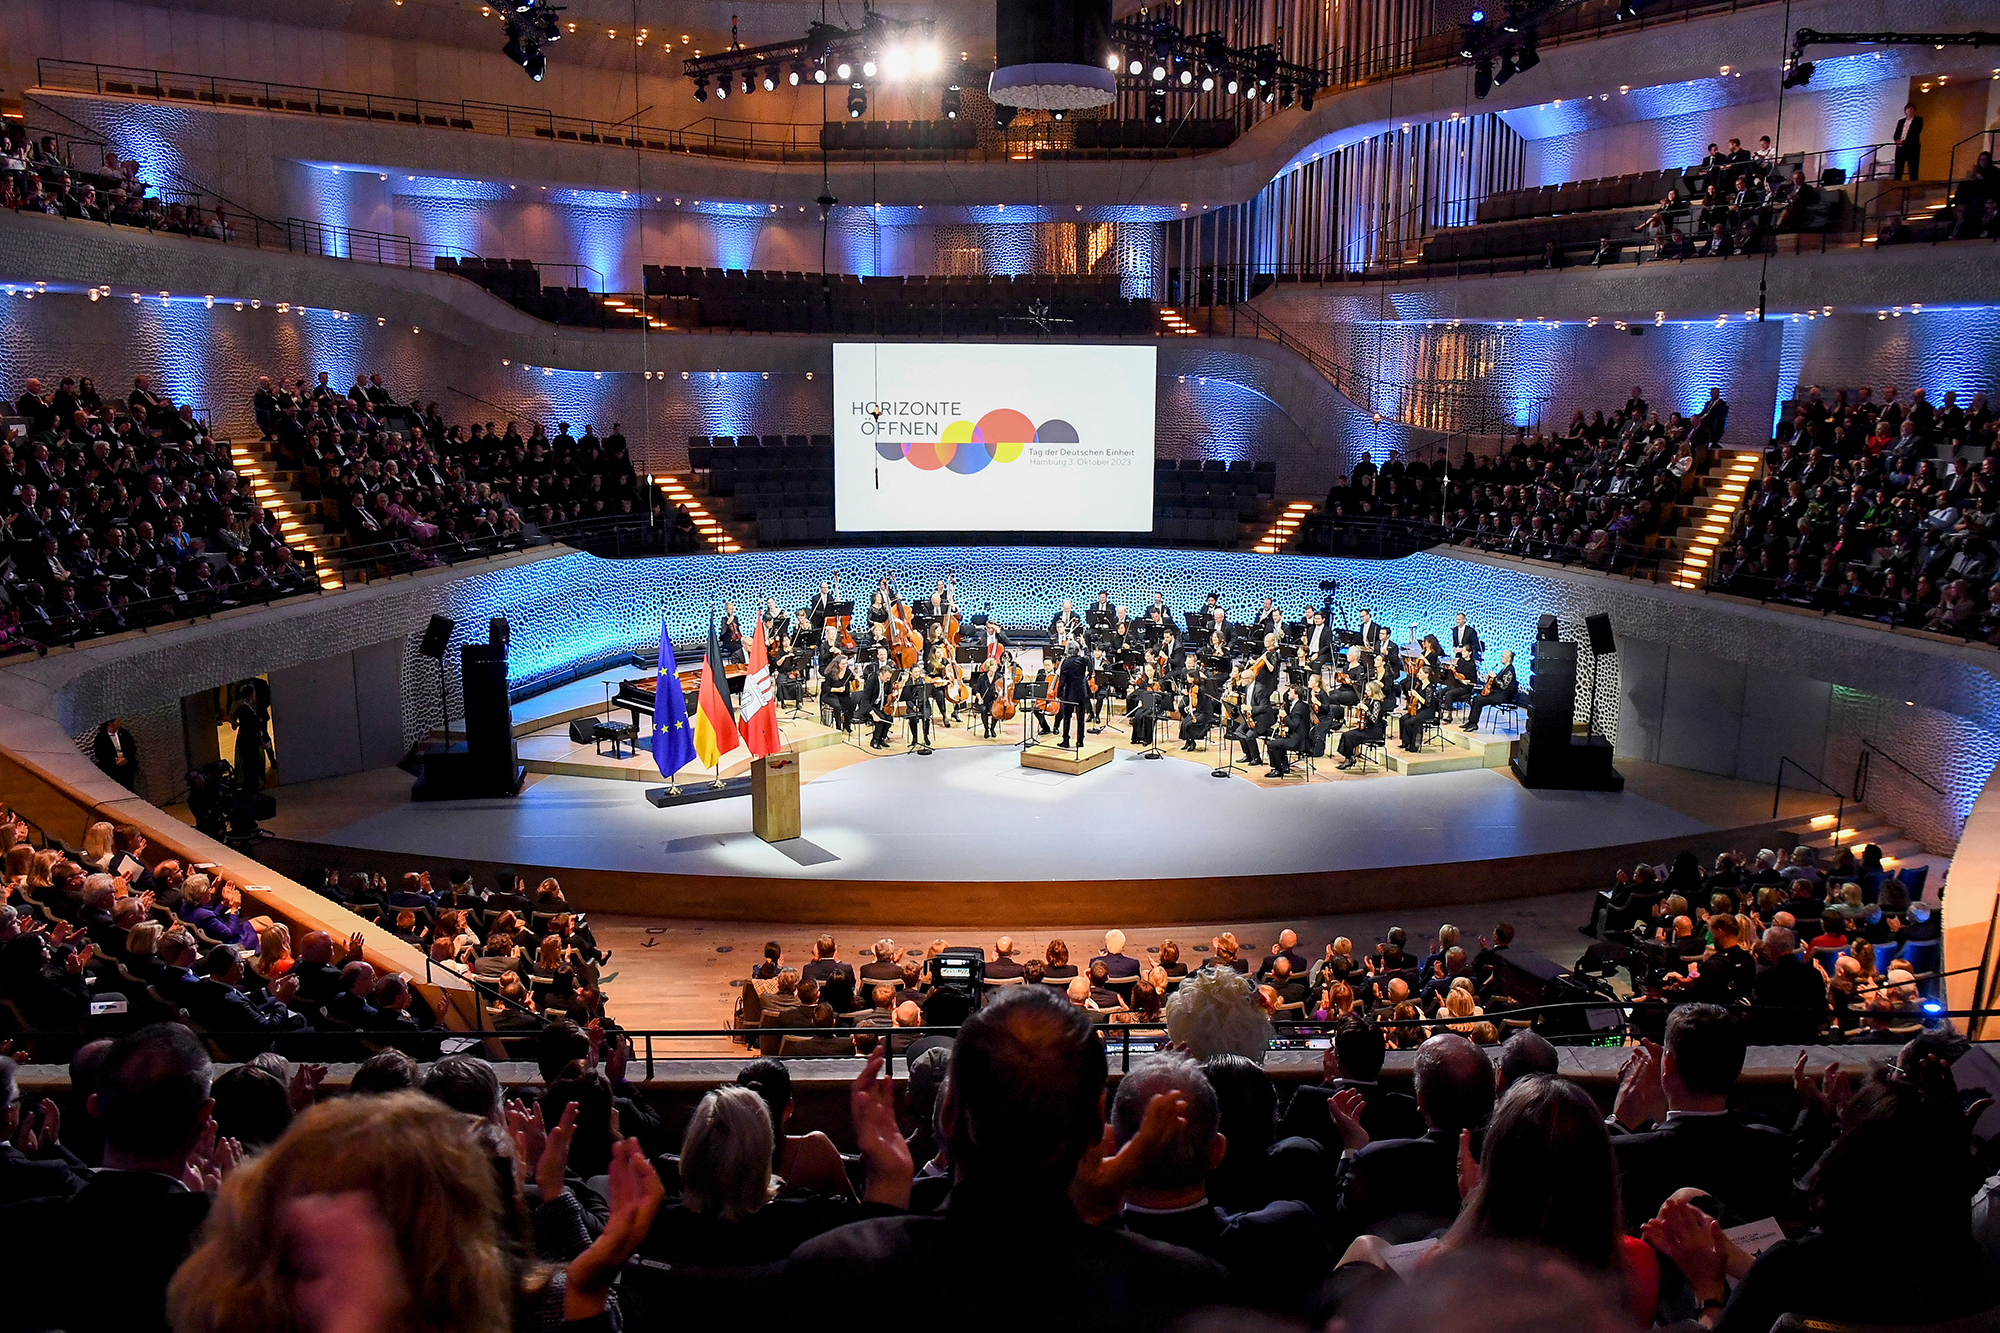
692, 608, 740, 769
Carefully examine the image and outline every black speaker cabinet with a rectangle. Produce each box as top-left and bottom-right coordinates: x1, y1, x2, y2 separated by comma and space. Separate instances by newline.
568, 718, 602, 745
1512, 731, 1624, 791
1585, 612, 1616, 657
461, 643, 523, 796
418, 614, 455, 659
1527, 639, 1576, 740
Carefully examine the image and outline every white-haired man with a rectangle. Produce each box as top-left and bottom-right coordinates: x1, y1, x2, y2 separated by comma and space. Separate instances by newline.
1096, 929, 1141, 980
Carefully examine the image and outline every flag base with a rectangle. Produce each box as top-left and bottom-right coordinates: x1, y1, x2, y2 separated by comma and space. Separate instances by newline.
645, 777, 751, 808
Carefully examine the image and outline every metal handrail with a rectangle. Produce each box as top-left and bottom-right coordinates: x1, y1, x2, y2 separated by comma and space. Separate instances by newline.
1855, 740, 1946, 802
1774, 756, 1845, 837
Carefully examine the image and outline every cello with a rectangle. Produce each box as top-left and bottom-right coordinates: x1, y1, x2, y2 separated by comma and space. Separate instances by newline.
829, 570, 856, 653
990, 650, 1021, 723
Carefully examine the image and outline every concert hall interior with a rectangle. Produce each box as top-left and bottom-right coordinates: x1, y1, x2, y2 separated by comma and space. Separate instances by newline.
5, 0, 2000, 1324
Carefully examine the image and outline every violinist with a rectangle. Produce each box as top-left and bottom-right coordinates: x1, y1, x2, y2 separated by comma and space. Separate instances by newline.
1087, 591, 1115, 633
1265, 685, 1311, 778
1464, 648, 1518, 731
1397, 661, 1440, 752
1085, 645, 1111, 728
1248, 635, 1283, 711
1124, 660, 1163, 749
902, 660, 935, 750
764, 597, 791, 652
809, 574, 840, 625
968, 659, 999, 738
1148, 592, 1178, 632
1253, 597, 1283, 640
1418, 633, 1446, 668
1178, 666, 1218, 750
821, 653, 859, 733
1334, 681, 1389, 769
1440, 648, 1479, 712
1308, 680, 1343, 757
720, 599, 745, 664
1328, 646, 1364, 710
866, 586, 892, 648
865, 666, 899, 749
926, 624, 958, 726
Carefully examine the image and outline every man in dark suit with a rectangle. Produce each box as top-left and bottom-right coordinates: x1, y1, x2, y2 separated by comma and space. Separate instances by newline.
1281, 1015, 1424, 1148
1056, 641, 1090, 749
92, 716, 139, 790
800, 935, 846, 985
786, 985, 1229, 1318
1256, 930, 1309, 980
985, 937, 1027, 981
1609, 1003, 1792, 1225
0, 1024, 216, 1333
1095, 929, 1142, 980
1463, 650, 1517, 730
1749, 926, 1828, 1045
1893, 103, 1923, 180
1110, 1051, 1329, 1317
1264, 686, 1311, 778
859, 939, 903, 983
1339, 1033, 1494, 1241
1449, 612, 1481, 663
1667, 913, 1755, 1004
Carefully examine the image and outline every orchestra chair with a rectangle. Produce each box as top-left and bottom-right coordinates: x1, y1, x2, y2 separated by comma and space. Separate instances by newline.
1354, 737, 1387, 774
1484, 700, 1526, 735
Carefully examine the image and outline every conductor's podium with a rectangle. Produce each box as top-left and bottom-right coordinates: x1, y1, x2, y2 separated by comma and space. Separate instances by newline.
1020, 735, 1118, 775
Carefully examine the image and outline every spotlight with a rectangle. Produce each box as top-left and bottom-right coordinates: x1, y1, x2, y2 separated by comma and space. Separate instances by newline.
1179, 67, 1193, 85
1146, 88, 1166, 123
1200, 73, 1215, 92
862, 57, 878, 77
1501, 5, 1520, 31
942, 85, 962, 118
1128, 58, 1143, 75
502, 25, 527, 64
1151, 63, 1167, 81
814, 64, 828, 83
524, 47, 545, 79
532, 6, 560, 41
1513, 33, 1538, 73
789, 61, 804, 85
1460, 26, 1478, 57
917, 44, 941, 75
1225, 76, 1239, 94
1783, 60, 1814, 87
1474, 56, 1494, 97
762, 68, 777, 91
1301, 86, 1314, 110
1279, 80, 1294, 108
1052, 108, 1065, 120
693, 76, 708, 101
1469, 7, 1486, 20
715, 78, 727, 99
1494, 50, 1515, 84
848, 84, 868, 117
740, 71, 753, 94
1107, 51, 1122, 71
835, 60, 852, 80
882, 46, 908, 79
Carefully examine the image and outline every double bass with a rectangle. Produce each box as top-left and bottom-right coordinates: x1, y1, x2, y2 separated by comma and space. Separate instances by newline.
828, 570, 855, 653
940, 571, 970, 708
884, 570, 920, 669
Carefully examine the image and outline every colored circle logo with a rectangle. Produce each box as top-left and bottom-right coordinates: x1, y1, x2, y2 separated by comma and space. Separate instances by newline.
875, 409, 1073, 477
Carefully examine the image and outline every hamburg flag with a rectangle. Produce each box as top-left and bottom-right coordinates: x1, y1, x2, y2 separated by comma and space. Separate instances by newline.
650, 620, 697, 780
740, 612, 782, 758
692, 609, 740, 769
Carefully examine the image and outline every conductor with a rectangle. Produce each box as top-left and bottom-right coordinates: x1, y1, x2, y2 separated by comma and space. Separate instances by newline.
1056, 640, 1091, 749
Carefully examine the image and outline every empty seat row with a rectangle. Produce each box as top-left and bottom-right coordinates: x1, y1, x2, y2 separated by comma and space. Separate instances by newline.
817, 120, 979, 153
1474, 171, 1681, 225
1070, 118, 1237, 151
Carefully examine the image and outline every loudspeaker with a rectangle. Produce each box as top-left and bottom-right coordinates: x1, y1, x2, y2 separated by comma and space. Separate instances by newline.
489, 616, 511, 650
1585, 612, 1616, 657
1536, 613, 1560, 641
460, 643, 523, 796
568, 718, 602, 745
1526, 640, 1576, 741
418, 615, 455, 659
1512, 731, 1624, 791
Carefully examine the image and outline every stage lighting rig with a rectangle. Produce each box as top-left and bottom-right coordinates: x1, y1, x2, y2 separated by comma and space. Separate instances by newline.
1104, 17, 1323, 110
499, 1, 561, 80
1781, 27, 2000, 87
1474, 55, 1494, 97
681, 9, 940, 103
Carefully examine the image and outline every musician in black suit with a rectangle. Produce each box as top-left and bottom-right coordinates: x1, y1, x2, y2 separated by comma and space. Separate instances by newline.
1449, 612, 1481, 662
1147, 593, 1178, 633
719, 600, 746, 664
1463, 649, 1517, 730
865, 668, 898, 748
903, 658, 936, 750
1252, 597, 1283, 640
1049, 599, 1083, 643
1232, 687, 1275, 766
1087, 591, 1114, 631
1264, 687, 1310, 778
1056, 642, 1091, 749
809, 578, 840, 624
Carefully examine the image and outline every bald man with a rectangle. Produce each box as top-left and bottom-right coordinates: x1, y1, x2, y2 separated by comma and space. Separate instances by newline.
1257, 929, 1307, 980
986, 937, 1026, 982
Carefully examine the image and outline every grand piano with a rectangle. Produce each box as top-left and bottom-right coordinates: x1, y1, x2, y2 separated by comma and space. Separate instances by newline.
613, 661, 746, 734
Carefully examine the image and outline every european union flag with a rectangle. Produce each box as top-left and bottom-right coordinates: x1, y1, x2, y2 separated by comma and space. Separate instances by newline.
651, 620, 697, 779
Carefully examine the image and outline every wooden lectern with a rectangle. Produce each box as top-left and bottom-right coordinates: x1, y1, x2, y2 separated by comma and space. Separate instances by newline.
750, 753, 801, 843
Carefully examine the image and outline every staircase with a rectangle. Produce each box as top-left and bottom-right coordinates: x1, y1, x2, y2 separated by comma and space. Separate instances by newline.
1664, 449, 1762, 590
227, 438, 346, 589
653, 476, 743, 552
1774, 804, 1945, 883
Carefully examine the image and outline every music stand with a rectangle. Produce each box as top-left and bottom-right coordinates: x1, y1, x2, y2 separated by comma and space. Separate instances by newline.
1130, 689, 1165, 760
1014, 680, 1048, 751
1210, 709, 1240, 779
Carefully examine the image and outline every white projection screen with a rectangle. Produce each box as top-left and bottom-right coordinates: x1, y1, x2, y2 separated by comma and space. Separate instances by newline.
833, 343, 1157, 532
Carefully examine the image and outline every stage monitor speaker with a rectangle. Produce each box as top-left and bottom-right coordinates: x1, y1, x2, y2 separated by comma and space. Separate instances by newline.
460, 643, 523, 797
418, 615, 455, 660
568, 718, 601, 746
490, 616, 511, 650
1513, 731, 1623, 791
1536, 613, 1560, 641
1585, 613, 1616, 657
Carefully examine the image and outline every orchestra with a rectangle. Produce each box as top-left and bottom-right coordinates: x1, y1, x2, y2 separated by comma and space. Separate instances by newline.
627, 573, 1510, 779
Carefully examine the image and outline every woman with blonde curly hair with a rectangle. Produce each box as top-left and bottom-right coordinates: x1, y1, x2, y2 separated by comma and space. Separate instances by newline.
167, 1091, 661, 1333
1443, 979, 1498, 1044
250, 923, 293, 986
